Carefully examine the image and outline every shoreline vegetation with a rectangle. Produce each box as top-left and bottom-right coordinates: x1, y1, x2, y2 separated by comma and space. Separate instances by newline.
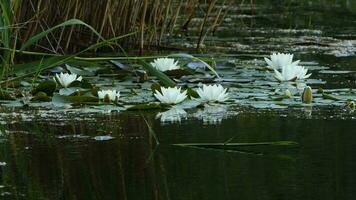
1, 0, 234, 82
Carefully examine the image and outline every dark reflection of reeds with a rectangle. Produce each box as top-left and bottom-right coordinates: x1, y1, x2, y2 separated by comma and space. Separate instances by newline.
0, 113, 173, 199
0, 110, 355, 199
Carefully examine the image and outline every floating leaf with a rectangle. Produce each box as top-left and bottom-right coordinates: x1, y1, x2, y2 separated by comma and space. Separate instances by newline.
31, 80, 56, 96
322, 93, 340, 101
168, 53, 220, 79
31, 92, 51, 102
164, 69, 194, 78
187, 61, 206, 70
110, 60, 131, 71
127, 102, 161, 111
66, 64, 95, 76
52, 94, 98, 105
59, 87, 81, 96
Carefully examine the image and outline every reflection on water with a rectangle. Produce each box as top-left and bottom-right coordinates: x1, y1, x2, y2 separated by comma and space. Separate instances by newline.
0, 110, 355, 200
194, 104, 229, 125
156, 107, 187, 124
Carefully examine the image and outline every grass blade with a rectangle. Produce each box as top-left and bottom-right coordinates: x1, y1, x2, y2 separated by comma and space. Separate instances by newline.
20, 19, 106, 51
138, 60, 176, 87
168, 53, 221, 79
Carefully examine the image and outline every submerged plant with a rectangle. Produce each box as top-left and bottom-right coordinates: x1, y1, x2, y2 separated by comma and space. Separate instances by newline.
196, 84, 229, 103
150, 58, 180, 72
154, 86, 187, 104
98, 90, 120, 103
264, 53, 300, 69
274, 65, 311, 82
54, 72, 82, 88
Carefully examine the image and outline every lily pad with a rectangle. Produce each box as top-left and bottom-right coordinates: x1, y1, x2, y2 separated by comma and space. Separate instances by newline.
31, 80, 56, 96
127, 102, 161, 111
52, 94, 98, 105
164, 69, 194, 78
31, 92, 51, 102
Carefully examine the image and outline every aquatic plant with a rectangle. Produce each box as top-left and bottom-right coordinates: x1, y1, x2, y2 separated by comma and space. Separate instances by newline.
9, 0, 231, 52
264, 53, 300, 69
98, 90, 120, 103
150, 58, 180, 72
302, 86, 313, 104
273, 65, 312, 82
154, 87, 187, 105
196, 84, 229, 103
54, 72, 82, 88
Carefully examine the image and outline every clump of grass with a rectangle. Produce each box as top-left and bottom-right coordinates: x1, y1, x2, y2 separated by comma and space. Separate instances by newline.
11, 0, 233, 52
0, 0, 235, 84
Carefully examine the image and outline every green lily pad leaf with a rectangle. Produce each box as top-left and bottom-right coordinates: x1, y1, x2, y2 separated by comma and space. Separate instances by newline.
187, 78, 216, 84
91, 104, 126, 112
31, 92, 51, 102
110, 60, 131, 71
31, 80, 56, 96
272, 96, 286, 101
127, 102, 161, 111
174, 100, 200, 109
164, 69, 194, 78
187, 61, 206, 70
66, 64, 95, 76
168, 53, 220, 79
322, 93, 341, 101
52, 94, 98, 105
59, 87, 81, 96
319, 70, 354, 74
65, 79, 92, 89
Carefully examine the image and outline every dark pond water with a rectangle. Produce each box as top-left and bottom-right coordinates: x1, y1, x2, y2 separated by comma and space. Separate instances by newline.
0, 0, 356, 199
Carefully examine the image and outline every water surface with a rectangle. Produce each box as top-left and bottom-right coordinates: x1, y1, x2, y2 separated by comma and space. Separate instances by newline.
0, 1, 355, 200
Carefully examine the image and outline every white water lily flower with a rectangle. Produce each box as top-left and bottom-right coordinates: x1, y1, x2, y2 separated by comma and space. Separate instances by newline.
150, 58, 180, 72
274, 65, 312, 82
98, 89, 120, 102
154, 87, 187, 104
196, 84, 229, 103
55, 72, 82, 88
264, 53, 300, 69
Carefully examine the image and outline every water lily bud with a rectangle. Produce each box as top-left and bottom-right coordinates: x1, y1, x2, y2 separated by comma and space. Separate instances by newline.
302, 86, 313, 104
347, 101, 355, 109
284, 89, 292, 98
317, 87, 324, 94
